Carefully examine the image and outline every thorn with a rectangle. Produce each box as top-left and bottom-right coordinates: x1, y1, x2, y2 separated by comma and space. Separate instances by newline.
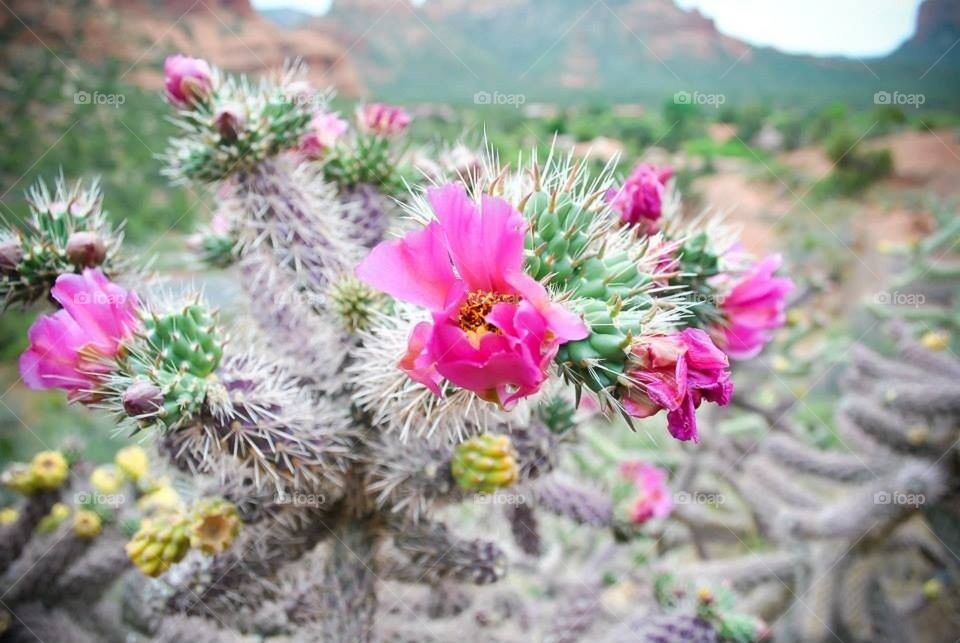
563, 159, 582, 194
532, 163, 541, 192
517, 191, 534, 213
583, 188, 607, 211
548, 190, 557, 213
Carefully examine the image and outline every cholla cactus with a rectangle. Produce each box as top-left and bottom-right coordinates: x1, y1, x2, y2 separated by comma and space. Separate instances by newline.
0, 56, 794, 642
0, 177, 123, 308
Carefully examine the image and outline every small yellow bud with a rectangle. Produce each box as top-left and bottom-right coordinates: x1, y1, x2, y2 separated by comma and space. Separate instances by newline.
2, 464, 37, 495
696, 587, 714, 604
73, 510, 102, 538
138, 486, 183, 515
90, 465, 124, 494
923, 578, 942, 600
38, 502, 71, 534
30, 451, 69, 490
920, 331, 949, 352
115, 445, 149, 481
0, 507, 18, 525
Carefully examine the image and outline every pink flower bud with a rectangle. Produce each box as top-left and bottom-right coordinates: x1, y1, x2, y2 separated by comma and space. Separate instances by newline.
122, 380, 164, 417
164, 54, 213, 108
357, 103, 411, 137
66, 231, 107, 267
214, 103, 245, 141
300, 111, 349, 159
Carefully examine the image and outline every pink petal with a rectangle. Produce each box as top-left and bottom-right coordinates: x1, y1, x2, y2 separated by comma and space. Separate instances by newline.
429, 183, 525, 293
399, 321, 443, 396
355, 222, 457, 310
506, 272, 588, 342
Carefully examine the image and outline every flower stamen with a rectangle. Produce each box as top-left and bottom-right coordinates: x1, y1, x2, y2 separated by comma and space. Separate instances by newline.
457, 291, 519, 336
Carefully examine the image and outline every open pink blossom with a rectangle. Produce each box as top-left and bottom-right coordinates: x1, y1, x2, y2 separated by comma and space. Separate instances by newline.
620, 328, 732, 442
355, 183, 587, 408
607, 163, 673, 233
713, 254, 794, 360
19, 269, 140, 402
300, 111, 349, 158
164, 55, 212, 107
620, 462, 673, 524
357, 103, 411, 137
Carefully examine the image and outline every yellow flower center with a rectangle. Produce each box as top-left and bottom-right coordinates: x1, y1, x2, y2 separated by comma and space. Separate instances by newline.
457, 291, 519, 345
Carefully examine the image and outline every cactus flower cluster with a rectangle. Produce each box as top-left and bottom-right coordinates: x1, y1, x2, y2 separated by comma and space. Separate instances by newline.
0, 53, 799, 642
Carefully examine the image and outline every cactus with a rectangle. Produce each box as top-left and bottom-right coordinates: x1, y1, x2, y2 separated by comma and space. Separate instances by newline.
451, 433, 519, 494
126, 514, 191, 577
0, 57, 797, 642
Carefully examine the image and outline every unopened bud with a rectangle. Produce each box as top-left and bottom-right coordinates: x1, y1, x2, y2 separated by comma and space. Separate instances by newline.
122, 381, 164, 418
66, 231, 107, 267
215, 103, 245, 141
0, 238, 22, 272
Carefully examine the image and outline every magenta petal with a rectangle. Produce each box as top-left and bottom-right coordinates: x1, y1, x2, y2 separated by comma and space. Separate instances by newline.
399, 321, 443, 396
680, 328, 729, 371
429, 183, 525, 293
355, 222, 457, 310
666, 395, 699, 442
506, 272, 588, 342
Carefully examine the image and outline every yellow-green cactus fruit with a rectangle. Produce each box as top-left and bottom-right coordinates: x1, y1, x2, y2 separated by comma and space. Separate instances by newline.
126, 515, 191, 577
451, 433, 519, 493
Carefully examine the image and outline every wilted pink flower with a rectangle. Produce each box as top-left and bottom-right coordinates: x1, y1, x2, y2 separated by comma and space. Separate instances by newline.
620, 462, 673, 524
357, 103, 411, 137
607, 163, 673, 233
19, 269, 140, 402
164, 54, 212, 108
356, 182, 587, 408
300, 111, 349, 158
620, 328, 732, 442
713, 254, 794, 360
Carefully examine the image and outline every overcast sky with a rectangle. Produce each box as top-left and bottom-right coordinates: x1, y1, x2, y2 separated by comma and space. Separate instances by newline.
251, 0, 922, 58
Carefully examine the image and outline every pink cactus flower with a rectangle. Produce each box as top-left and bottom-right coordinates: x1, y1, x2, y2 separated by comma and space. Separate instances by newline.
607, 163, 673, 233
19, 269, 140, 402
164, 55, 213, 108
300, 111, 349, 158
357, 103, 411, 137
620, 462, 673, 524
620, 328, 732, 442
713, 254, 794, 360
356, 182, 588, 408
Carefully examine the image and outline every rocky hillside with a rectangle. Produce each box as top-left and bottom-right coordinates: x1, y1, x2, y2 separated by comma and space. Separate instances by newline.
0, 0, 361, 95
303, 0, 959, 106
